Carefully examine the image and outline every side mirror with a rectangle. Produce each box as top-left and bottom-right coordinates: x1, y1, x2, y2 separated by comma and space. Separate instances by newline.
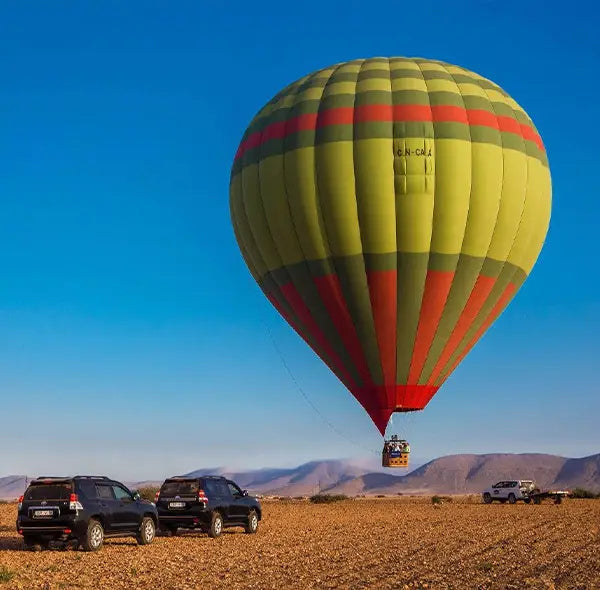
242, 490, 248, 497
132, 491, 141, 501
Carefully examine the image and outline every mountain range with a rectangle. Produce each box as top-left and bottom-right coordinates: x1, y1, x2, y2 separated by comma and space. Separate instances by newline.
1, 453, 598, 500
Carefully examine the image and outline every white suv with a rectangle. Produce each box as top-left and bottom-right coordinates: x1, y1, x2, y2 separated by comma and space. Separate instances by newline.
482, 480, 536, 504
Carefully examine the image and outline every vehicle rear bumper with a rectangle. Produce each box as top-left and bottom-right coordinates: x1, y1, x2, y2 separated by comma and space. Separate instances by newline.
17, 516, 86, 538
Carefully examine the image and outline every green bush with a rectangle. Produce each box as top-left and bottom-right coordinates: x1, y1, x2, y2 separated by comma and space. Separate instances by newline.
0, 566, 15, 583
570, 488, 600, 499
309, 494, 348, 504
137, 486, 159, 502
432, 495, 452, 504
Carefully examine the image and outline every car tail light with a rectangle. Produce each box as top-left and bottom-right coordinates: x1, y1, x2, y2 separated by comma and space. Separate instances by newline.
154, 491, 160, 502
17, 529, 23, 535
198, 489, 208, 504
18, 495, 23, 510
64, 529, 72, 534
69, 493, 83, 511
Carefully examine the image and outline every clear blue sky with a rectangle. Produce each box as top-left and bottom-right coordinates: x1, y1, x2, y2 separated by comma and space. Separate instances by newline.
0, 1, 598, 480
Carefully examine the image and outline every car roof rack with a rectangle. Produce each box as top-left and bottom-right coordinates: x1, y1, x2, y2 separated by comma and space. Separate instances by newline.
73, 475, 111, 480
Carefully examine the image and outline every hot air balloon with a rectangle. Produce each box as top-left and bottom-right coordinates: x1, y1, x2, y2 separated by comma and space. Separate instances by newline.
229, 57, 551, 467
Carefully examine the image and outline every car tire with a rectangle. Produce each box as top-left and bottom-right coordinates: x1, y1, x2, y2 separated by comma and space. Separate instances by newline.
508, 493, 516, 504
208, 511, 223, 538
245, 510, 259, 534
483, 493, 492, 504
136, 517, 156, 545
524, 498, 531, 504
554, 496, 562, 505
82, 519, 104, 552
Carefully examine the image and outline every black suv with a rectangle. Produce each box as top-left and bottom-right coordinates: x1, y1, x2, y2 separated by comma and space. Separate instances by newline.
16, 475, 158, 551
155, 476, 261, 537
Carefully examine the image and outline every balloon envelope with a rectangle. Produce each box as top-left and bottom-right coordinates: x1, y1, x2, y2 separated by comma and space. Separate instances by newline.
229, 57, 551, 435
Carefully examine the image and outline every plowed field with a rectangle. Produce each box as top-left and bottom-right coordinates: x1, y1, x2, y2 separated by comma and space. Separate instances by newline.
1, 498, 599, 589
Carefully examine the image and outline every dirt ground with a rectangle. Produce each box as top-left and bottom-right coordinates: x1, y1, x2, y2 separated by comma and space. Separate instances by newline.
0, 497, 599, 589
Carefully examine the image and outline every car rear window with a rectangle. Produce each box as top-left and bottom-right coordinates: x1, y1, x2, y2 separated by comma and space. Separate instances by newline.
160, 480, 199, 496
25, 482, 72, 501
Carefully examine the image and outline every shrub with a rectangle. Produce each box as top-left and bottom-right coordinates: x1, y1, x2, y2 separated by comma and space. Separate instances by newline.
309, 494, 348, 504
375, 494, 386, 498
431, 495, 452, 504
0, 566, 15, 583
570, 488, 600, 499
137, 486, 159, 502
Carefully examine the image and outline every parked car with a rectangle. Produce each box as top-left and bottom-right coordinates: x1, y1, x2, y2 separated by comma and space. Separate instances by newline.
482, 480, 536, 504
155, 475, 261, 537
16, 475, 158, 551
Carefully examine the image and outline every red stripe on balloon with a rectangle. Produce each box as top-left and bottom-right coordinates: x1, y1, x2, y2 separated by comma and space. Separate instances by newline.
437, 282, 517, 386
407, 270, 455, 385
427, 275, 497, 386
279, 282, 356, 389
234, 104, 545, 161
313, 274, 372, 388
366, 270, 398, 410
353, 384, 440, 436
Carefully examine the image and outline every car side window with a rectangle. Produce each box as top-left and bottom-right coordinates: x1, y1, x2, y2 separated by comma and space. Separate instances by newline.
217, 481, 231, 497
493, 482, 503, 488
112, 486, 132, 501
77, 480, 97, 498
508, 482, 517, 488
96, 484, 115, 500
204, 480, 218, 498
227, 482, 242, 497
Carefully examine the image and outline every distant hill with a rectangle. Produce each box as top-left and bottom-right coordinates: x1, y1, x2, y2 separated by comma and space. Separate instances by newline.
208, 460, 376, 497
0, 476, 30, 500
2, 453, 599, 499
182, 454, 600, 495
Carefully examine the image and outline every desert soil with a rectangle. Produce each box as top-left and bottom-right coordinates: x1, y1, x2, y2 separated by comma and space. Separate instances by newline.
0, 497, 599, 589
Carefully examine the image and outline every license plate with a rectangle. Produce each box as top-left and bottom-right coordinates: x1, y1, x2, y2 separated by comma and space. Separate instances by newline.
169, 502, 185, 509
34, 510, 53, 517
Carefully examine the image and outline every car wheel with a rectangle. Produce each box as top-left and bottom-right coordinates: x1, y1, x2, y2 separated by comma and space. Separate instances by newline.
137, 517, 156, 545
82, 519, 104, 552
208, 511, 223, 538
245, 510, 259, 534
524, 498, 531, 504
508, 493, 516, 504
483, 493, 492, 504
554, 496, 562, 505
